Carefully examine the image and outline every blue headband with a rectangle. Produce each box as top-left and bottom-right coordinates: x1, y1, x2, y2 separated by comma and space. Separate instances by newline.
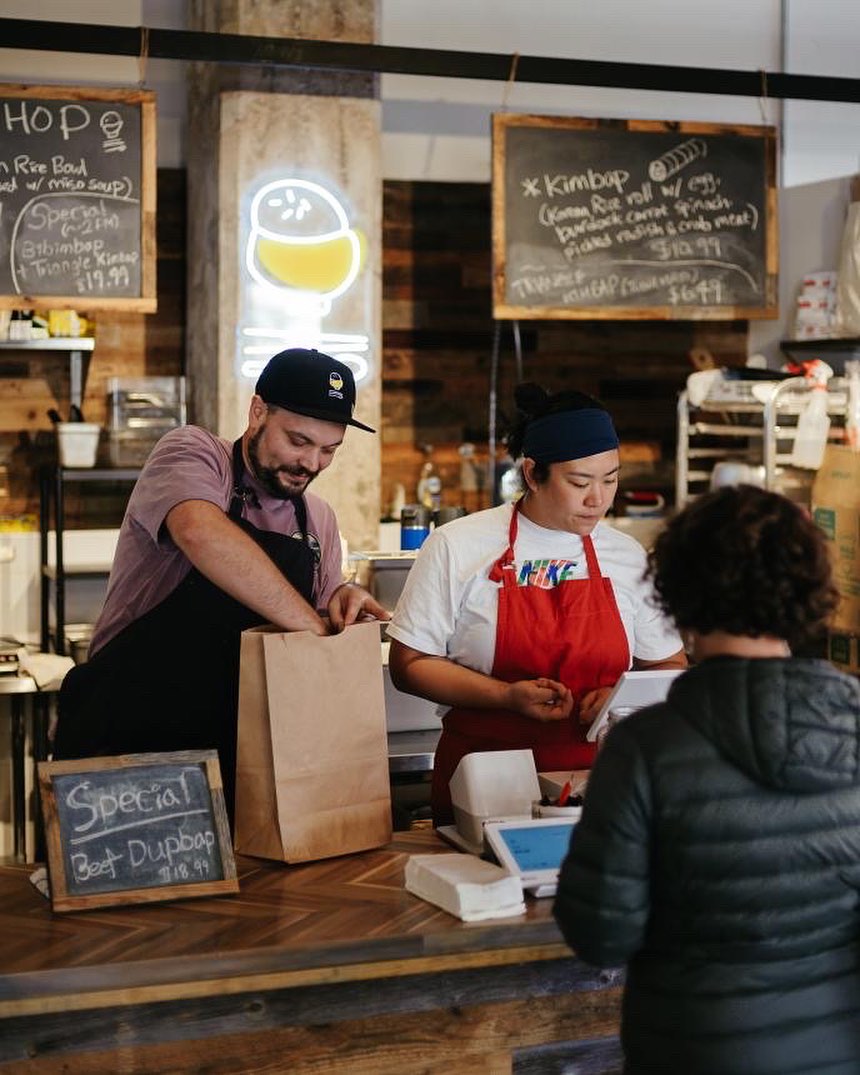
521, 409, 619, 464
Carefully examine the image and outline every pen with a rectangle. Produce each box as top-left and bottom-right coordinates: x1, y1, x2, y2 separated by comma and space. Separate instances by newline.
556, 779, 572, 807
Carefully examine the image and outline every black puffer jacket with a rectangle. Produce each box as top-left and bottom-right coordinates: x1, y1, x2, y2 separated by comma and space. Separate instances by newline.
554, 657, 860, 1075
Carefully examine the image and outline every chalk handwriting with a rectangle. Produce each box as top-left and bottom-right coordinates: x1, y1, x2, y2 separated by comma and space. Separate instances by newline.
66, 768, 199, 836
500, 128, 769, 311
53, 763, 224, 893
0, 94, 143, 298
10, 192, 140, 295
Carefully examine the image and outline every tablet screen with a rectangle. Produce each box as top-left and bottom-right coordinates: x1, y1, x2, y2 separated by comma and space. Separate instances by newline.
495, 822, 575, 873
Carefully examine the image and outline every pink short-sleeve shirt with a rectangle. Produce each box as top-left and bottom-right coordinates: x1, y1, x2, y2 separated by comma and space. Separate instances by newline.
89, 426, 344, 655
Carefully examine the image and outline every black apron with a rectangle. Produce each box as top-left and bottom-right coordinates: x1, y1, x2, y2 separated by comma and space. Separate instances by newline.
54, 440, 317, 820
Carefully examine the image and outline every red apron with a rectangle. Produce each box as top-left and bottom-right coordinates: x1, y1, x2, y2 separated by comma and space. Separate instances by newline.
431, 505, 630, 825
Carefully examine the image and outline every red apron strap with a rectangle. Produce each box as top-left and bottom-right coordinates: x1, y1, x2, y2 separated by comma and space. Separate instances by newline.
488, 504, 520, 583
582, 532, 600, 578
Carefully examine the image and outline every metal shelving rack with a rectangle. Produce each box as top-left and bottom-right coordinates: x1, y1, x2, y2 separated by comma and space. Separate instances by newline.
39, 466, 140, 655
0, 337, 95, 412
676, 376, 849, 509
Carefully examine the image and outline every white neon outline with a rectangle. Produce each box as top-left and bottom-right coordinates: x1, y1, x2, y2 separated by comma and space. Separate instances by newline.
244, 177, 361, 304
334, 352, 369, 382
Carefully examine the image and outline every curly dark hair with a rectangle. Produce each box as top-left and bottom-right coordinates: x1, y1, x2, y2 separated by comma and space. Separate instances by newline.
647, 485, 838, 649
507, 382, 610, 483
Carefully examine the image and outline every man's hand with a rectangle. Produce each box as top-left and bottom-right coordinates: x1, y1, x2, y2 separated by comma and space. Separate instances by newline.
328, 583, 391, 632
504, 677, 573, 722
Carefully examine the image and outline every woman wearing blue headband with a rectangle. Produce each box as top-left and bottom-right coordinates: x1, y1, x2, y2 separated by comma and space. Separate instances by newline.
388, 383, 686, 826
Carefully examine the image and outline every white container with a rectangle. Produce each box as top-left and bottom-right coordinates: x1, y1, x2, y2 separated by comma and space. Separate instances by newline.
791, 387, 831, 470
449, 749, 539, 846
532, 802, 583, 820
57, 423, 100, 468
709, 461, 767, 490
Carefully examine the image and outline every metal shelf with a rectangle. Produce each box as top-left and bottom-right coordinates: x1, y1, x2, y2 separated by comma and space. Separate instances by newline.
0, 337, 95, 410
39, 465, 140, 655
57, 467, 141, 483
42, 564, 115, 580
676, 376, 848, 509
780, 337, 860, 353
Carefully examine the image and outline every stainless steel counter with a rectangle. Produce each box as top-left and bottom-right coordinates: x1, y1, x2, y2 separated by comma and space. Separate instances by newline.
387, 729, 440, 773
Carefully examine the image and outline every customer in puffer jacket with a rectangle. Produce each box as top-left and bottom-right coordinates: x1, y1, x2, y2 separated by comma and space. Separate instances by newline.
554, 484, 860, 1075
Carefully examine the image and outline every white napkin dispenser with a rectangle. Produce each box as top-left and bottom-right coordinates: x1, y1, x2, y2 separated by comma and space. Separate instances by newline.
449, 749, 540, 846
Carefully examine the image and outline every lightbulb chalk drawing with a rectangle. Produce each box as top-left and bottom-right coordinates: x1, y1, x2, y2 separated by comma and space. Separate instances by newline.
245, 179, 363, 315
99, 110, 126, 154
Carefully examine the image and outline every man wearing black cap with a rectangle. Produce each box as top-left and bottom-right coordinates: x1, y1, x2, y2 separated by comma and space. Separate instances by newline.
55, 349, 387, 817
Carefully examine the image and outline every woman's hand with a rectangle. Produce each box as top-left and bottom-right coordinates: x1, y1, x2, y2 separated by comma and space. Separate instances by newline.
577, 685, 614, 726
388, 643, 572, 720
504, 677, 573, 722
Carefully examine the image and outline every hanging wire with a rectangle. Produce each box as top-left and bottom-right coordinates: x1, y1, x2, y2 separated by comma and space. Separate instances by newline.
512, 320, 523, 382
501, 52, 520, 112
758, 67, 769, 125
486, 319, 502, 506
138, 26, 149, 88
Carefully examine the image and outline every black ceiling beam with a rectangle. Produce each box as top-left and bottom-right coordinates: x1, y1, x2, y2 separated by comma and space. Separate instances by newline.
1, 17, 859, 105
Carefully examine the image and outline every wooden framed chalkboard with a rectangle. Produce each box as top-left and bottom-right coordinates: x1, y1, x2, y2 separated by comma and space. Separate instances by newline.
492, 113, 777, 321
38, 750, 238, 913
0, 84, 156, 312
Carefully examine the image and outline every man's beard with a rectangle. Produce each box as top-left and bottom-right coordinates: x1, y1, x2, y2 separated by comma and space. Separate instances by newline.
247, 426, 318, 500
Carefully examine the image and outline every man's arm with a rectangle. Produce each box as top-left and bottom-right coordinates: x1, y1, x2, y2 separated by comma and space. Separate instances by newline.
166, 499, 327, 635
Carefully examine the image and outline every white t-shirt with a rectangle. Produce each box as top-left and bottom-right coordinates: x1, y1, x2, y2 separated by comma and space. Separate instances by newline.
387, 504, 681, 678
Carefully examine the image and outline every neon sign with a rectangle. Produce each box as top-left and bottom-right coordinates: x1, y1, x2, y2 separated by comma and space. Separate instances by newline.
238, 176, 370, 384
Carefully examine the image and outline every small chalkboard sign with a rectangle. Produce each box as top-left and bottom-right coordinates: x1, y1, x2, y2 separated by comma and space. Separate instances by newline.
37, 751, 238, 913
0, 84, 156, 312
492, 113, 778, 321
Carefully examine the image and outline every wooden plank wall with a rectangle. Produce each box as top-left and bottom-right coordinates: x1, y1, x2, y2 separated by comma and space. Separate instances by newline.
0, 170, 186, 528
1, 174, 746, 529
381, 180, 748, 517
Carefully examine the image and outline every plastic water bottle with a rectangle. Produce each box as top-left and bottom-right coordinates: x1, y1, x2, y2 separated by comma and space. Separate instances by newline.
416, 447, 442, 512
400, 504, 431, 550
791, 365, 831, 470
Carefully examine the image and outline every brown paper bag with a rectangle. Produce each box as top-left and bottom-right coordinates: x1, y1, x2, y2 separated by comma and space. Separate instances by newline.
234, 620, 392, 862
812, 444, 860, 635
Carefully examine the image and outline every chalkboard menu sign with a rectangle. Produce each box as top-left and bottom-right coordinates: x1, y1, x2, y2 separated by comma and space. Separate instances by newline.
492, 114, 777, 320
0, 85, 156, 312
38, 751, 238, 913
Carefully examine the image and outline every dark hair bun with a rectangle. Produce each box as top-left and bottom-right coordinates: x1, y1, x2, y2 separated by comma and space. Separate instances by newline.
514, 382, 549, 418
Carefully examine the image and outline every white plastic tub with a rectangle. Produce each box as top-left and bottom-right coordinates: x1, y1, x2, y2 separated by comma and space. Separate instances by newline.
57, 423, 100, 468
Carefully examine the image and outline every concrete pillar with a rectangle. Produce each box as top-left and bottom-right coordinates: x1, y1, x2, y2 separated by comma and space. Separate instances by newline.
187, 1, 381, 551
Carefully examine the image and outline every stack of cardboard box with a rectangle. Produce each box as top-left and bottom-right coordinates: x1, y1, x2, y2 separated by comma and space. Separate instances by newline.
813, 445, 860, 673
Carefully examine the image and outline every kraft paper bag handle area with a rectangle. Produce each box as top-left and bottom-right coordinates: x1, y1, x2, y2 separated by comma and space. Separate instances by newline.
235, 621, 392, 863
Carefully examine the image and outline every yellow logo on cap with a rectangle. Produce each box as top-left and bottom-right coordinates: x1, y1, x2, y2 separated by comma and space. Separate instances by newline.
329, 372, 344, 391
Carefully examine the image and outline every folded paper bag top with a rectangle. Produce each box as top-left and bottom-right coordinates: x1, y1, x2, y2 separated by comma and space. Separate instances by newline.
234, 621, 392, 863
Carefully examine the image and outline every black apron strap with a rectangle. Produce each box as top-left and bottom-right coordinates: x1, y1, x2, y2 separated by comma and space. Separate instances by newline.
230, 437, 260, 518
230, 438, 312, 558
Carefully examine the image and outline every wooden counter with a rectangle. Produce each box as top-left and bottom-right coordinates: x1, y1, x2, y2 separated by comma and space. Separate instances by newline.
0, 830, 622, 1074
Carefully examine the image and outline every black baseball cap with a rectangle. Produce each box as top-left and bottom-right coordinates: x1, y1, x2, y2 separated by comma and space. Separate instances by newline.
255, 348, 375, 433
